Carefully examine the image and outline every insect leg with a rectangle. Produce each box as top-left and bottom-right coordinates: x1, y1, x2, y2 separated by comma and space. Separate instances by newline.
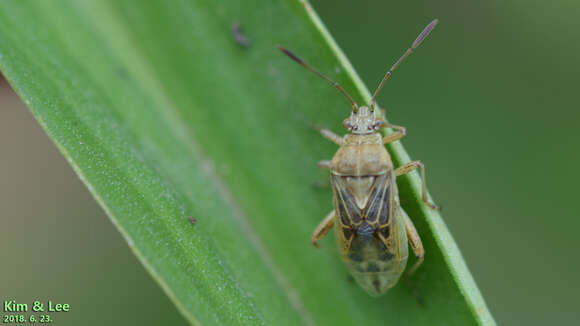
395, 160, 440, 210
402, 209, 425, 276
376, 108, 407, 144
311, 210, 335, 248
320, 129, 344, 146
383, 123, 407, 144
317, 160, 331, 169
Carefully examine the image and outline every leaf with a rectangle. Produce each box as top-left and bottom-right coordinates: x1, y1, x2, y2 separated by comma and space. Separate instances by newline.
0, 0, 495, 325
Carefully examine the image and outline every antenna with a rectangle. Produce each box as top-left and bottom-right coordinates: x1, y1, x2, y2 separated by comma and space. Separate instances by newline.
369, 19, 438, 111
278, 46, 359, 112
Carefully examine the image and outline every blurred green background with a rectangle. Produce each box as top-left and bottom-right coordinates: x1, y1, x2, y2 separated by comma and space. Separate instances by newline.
1, 0, 578, 325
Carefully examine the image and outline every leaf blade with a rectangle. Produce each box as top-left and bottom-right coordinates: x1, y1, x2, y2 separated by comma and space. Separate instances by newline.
0, 0, 495, 325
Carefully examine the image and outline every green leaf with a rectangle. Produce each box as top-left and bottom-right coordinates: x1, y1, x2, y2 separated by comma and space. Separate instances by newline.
0, 0, 495, 325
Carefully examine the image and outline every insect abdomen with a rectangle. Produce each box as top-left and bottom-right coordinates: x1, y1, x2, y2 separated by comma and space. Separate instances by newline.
342, 215, 409, 296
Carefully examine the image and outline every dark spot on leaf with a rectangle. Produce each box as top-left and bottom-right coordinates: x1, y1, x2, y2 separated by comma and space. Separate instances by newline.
232, 21, 250, 47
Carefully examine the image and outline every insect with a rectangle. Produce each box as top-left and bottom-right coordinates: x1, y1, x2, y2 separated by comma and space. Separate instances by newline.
278, 19, 440, 296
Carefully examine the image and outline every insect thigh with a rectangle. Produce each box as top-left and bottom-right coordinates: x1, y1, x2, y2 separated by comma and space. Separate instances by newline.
310, 210, 335, 248
394, 160, 439, 210
401, 208, 424, 276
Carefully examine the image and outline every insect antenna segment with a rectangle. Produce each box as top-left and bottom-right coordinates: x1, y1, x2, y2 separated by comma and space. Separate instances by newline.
369, 19, 439, 112
277, 46, 359, 113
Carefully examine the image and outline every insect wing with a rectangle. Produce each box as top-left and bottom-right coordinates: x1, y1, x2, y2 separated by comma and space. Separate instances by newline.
331, 175, 361, 253
331, 172, 401, 257
362, 172, 399, 252
362, 172, 395, 226
332, 176, 363, 227
364, 172, 407, 272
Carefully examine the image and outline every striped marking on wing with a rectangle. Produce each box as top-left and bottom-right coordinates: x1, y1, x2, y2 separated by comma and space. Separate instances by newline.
362, 173, 394, 226
332, 175, 363, 227
362, 173, 398, 252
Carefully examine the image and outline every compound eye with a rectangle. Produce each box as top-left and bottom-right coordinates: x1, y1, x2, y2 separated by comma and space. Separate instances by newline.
342, 120, 352, 130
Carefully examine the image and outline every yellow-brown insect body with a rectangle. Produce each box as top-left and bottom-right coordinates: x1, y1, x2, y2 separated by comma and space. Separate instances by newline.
330, 107, 408, 296
279, 18, 439, 297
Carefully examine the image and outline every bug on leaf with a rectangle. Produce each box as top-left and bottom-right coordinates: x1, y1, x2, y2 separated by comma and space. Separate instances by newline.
279, 19, 440, 296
